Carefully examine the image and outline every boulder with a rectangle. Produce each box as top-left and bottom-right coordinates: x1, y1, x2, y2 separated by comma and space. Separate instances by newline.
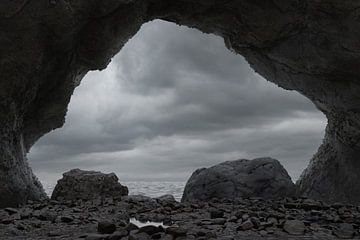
51, 169, 128, 201
181, 158, 296, 202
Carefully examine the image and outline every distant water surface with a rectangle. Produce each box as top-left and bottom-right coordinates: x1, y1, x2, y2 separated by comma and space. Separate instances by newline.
43, 181, 186, 201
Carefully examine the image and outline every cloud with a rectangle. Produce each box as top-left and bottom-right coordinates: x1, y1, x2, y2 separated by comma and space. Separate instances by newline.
29, 20, 327, 183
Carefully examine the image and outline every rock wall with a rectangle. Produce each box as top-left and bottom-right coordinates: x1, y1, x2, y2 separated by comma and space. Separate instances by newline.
1, 0, 360, 206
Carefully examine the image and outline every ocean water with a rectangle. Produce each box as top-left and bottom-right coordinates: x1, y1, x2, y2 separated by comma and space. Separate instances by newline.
43, 181, 186, 201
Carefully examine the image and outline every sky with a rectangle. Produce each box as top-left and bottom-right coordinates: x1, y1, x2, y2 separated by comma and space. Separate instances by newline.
28, 20, 327, 184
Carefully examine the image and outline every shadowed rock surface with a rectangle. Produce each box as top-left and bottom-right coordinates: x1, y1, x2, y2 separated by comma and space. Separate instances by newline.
182, 158, 297, 202
51, 169, 128, 201
0, 196, 358, 239
1, 0, 360, 206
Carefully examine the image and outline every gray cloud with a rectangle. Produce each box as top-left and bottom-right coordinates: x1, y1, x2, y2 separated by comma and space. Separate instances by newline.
28, 20, 327, 183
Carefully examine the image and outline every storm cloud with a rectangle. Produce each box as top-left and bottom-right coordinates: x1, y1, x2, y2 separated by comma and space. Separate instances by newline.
29, 20, 327, 184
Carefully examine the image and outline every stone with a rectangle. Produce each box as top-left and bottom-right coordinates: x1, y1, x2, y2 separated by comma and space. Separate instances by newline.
155, 195, 177, 206
4, 208, 19, 215
126, 223, 139, 231
210, 209, 224, 219
332, 223, 355, 239
85, 234, 109, 240
283, 220, 305, 235
2, 0, 360, 207
138, 225, 162, 235
51, 169, 128, 201
166, 226, 187, 237
98, 221, 117, 234
60, 215, 74, 223
182, 158, 296, 202
211, 218, 226, 225
108, 230, 129, 240
129, 232, 151, 240
237, 220, 254, 231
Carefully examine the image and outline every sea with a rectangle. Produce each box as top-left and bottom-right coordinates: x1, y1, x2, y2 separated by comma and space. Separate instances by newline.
42, 181, 186, 201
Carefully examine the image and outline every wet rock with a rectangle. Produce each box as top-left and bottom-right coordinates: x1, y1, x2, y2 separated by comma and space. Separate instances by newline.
126, 223, 140, 231
98, 220, 117, 234
182, 158, 296, 202
283, 220, 305, 235
138, 225, 163, 235
51, 169, 128, 201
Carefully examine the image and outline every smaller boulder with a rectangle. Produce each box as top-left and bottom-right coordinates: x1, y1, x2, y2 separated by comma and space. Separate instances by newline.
51, 169, 128, 201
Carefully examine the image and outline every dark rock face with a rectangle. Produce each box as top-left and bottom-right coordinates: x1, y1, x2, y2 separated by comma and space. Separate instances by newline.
181, 158, 296, 202
51, 169, 128, 201
1, 0, 360, 205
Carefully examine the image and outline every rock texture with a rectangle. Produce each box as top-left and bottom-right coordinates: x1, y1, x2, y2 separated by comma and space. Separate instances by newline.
181, 158, 296, 202
51, 169, 128, 201
0, 195, 358, 239
1, 0, 360, 205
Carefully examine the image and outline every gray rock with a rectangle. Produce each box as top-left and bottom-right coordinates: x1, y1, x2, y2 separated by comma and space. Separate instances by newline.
108, 230, 129, 239
129, 232, 151, 240
182, 158, 296, 202
283, 220, 305, 235
85, 234, 109, 240
138, 225, 163, 235
60, 215, 74, 223
155, 195, 177, 205
98, 220, 117, 234
333, 223, 355, 239
166, 226, 187, 237
51, 169, 128, 201
238, 220, 254, 231
4, 208, 18, 215
210, 209, 224, 219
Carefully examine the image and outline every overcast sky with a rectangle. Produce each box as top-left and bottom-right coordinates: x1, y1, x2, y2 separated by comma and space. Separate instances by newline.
28, 20, 327, 184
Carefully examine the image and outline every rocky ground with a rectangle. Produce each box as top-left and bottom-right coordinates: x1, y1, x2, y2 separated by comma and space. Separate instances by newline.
1, 195, 360, 240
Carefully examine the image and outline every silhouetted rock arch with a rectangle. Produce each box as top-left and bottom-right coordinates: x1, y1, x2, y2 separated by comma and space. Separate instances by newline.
0, 0, 359, 206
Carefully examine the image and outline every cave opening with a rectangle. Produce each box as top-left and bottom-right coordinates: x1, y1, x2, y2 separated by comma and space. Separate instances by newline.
28, 20, 326, 198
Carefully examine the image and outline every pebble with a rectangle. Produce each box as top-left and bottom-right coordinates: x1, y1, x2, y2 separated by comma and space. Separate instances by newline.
98, 220, 117, 234
238, 219, 254, 230
283, 220, 305, 235
166, 226, 187, 237
210, 209, 224, 219
60, 215, 74, 223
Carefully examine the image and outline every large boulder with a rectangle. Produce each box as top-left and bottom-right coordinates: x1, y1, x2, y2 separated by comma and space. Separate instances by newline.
181, 158, 296, 202
51, 169, 128, 201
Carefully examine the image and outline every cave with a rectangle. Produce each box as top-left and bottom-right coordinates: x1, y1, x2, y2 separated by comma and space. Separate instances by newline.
1, 0, 360, 207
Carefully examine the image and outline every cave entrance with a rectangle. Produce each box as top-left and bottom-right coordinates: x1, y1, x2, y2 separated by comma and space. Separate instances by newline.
28, 20, 326, 197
